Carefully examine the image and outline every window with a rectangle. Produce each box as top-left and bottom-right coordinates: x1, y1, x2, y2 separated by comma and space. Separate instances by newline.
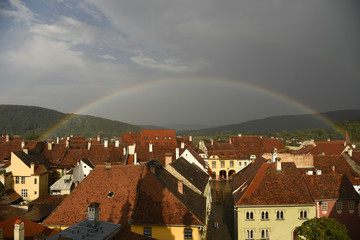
34, 191, 37, 195
21, 177, 25, 184
155, 136, 158, 140
246, 229, 254, 239
144, 227, 152, 237
21, 189, 28, 198
184, 228, 192, 239
221, 161, 225, 168
261, 229, 269, 239
230, 161, 234, 167
169, 136, 171, 140
299, 210, 308, 219
261, 211, 269, 220
34, 178, 37, 184
239, 162, 242, 166
276, 210, 284, 220
336, 202, 342, 210
212, 161, 216, 168
321, 202, 328, 211
246, 211, 254, 220
348, 201, 354, 210
84, 165, 87, 168
244, 162, 247, 166
15, 176, 19, 184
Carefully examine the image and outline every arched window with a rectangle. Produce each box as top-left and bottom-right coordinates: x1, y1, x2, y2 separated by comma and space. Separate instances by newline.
246, 212, 250, 219
300, 210, 303, 219
246, 211, 254, 220
247, 229, 254, 239
277, 210, 284, 219
250, 211, 253, 219
304, 210, 307, 219
261, 229, 269, 239
261, 211, 269, 220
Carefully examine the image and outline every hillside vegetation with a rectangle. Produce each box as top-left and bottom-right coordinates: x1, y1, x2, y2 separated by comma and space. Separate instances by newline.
0, 105, 140, 139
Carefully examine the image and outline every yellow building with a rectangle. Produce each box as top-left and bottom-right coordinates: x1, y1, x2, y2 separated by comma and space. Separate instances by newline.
11, 150, 49, 201
131, 225, 203, 240
232, 159, 316, 240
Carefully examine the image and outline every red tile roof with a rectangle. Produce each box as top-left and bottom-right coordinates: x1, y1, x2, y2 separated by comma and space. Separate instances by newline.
309, 143, 347, 155
0, 216, 58, 240
303, 174, 360, 200
235, 162, 314, 206
313, 155, 360, 185
141, 129, 177, 146
43, 165, 143, 227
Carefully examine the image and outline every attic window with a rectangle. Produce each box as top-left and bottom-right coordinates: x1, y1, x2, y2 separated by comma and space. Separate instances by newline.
169, 136, 171, 139
108, 191, 115, 198
164, 137, 167, 140
155, 136, 159, 140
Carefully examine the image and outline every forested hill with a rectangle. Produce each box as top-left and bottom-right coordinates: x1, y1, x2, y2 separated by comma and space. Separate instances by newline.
0, 105, 140, 139
185, 109, 360, 135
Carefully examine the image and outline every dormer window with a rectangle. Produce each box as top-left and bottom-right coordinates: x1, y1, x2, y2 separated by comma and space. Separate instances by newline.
108, 191, 115, 198
155, 136, 159, 140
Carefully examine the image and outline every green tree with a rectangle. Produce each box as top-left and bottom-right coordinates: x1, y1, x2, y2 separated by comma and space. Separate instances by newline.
295, 217, 350, 240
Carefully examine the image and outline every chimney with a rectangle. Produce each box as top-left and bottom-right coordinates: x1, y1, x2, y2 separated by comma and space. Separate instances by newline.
88, 202, 100, 221
176, 148, 180, 159
23, 147, 29, 155
5, 134, 9, 142
250, 155, 256, 163
238, 134, 242, 137
149, 142, 153, 153
123, 147, 126, 156
178, 180, 183, 194
134, 152, 137, 165
87, 141, 92, 150
97, 135, 101, 142
115, 138, 120, 148
189, 136, 192, 142
105, 161, 111, 168
229, 138, 232, 144
276, 158, 281, 171
181, 142, 185, 149
272, 148, 277, 163
66, 139, 69, 149
56, 137, 60, 144
47, 141, 52, 151
150, 164, 156, 174
306, 170, 313, 175
14, 219, 24, 240
165, 153, 172, 166
21, 141, 25, 148
348, 149, 353, 157
104, 138, 109, 148
331, 165, 336, 172
210, 139, 214, 145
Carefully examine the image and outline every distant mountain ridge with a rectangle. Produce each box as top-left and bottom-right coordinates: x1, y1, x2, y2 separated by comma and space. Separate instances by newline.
189, 109, 360, 135
0, 104, 140, 139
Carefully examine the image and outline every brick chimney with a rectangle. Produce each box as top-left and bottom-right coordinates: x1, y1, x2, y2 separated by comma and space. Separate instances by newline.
88, 202, 100, 221
14, 219, 24, 240
178, 180, 183, 194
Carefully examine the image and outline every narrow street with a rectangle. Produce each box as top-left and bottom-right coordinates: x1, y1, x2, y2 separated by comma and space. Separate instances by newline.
207, 180, 234, 240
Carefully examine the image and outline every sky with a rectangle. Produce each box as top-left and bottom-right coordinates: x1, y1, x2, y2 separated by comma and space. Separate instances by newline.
0, 0, 359, 127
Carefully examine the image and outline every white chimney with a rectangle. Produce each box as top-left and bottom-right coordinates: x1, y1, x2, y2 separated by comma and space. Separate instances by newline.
115, 138, 120, 148
352, 144, 356, 149
97, 135, 101, 142
123, 147, 127, 156
47, 141, 52, 151
56, 137, 60, 144
272, 148, 277, 163
66, 140, 69, 149
178, 180, 183, 194
5, 134, 9, 142
88, 202, 100, 221
176, 148, 180, 159
88, 141, 92, 150
306, 170, 313, 175
238, 134, 242, 137
189, 136, 192, 142
134, 152, 137, 165
276, 158, 281, 171
348, 149, 353, 157
14, 219, 24, 240
149, 142, 153, 152
181, 142, 185, 149
104, 138, 109, 148
21, 141, 25, 148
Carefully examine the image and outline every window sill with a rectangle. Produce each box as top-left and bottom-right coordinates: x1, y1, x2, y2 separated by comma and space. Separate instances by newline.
261, 219, 270, 221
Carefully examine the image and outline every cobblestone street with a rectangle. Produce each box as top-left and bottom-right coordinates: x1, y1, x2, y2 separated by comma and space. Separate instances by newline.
207, 180, 234, 240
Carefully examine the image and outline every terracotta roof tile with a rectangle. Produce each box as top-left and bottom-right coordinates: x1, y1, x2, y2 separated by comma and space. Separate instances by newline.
310, 143, 347, 155
303, 174, 360, 200
0, 216, 59, 240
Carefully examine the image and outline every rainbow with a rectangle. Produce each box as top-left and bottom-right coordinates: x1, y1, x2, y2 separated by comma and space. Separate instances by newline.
40, 78, 337, 139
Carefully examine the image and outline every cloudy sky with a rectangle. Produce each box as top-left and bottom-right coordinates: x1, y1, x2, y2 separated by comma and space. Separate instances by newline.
0, 0, 359, 127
